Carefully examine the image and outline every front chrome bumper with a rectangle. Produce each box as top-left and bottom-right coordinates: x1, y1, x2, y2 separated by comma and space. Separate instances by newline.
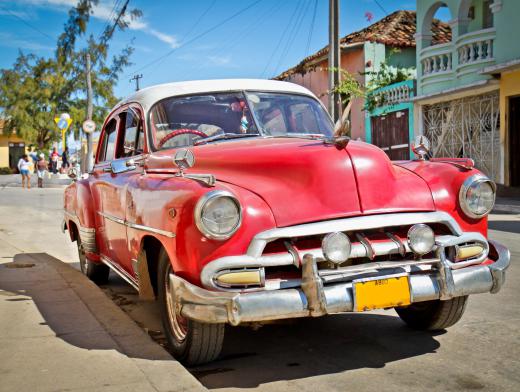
169, 240, 510, 326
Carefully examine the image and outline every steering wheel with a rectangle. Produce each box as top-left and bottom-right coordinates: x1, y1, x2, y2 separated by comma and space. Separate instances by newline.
157, 128, 208, 149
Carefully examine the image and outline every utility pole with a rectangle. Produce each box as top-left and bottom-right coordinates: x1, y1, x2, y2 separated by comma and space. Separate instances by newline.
328, 0, 341, 123
85, 53, 94, 173
130, 74, 143, 91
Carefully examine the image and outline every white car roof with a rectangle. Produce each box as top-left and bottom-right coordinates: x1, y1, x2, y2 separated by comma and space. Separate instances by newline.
116, 79, 319, 112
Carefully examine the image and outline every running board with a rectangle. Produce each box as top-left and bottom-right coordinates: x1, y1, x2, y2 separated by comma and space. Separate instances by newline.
100, 255, 139, 291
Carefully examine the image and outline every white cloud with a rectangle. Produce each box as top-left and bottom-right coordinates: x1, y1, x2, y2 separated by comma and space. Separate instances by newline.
207, 55, 232, 66
8, 0, 180, 48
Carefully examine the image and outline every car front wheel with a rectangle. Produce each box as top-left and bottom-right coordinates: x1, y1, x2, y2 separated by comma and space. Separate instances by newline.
157, 249, 225, 365
396, 296, 468, 331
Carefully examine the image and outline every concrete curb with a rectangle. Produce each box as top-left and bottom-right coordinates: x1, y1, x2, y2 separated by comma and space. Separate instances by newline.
0, 253, 205, 392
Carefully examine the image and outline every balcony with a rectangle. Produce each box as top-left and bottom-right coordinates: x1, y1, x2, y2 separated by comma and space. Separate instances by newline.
456, 28, 496, 75
370, 80, 416, 110
419, 28, 496, 91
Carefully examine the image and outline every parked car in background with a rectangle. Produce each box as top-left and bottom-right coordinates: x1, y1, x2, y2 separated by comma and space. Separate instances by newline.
63, 79, 510, 365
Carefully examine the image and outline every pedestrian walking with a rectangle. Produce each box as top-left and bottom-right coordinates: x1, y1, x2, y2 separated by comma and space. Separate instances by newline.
29, 148, 39, 174
61, 147, 69, 171
36, 153, 48, 188
50, 147, 59, 174
17, 154, 32, 189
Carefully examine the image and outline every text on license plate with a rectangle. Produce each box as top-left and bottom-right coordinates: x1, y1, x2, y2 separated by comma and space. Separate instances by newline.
353, 275, 411, 312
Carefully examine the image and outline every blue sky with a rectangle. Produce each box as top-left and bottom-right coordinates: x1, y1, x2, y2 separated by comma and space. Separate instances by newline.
0, 0, 446, 99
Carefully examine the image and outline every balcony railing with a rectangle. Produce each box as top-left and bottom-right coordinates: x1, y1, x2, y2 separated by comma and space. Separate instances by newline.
456, 28, 496, 69
370, 80, 415, 109
419, 28, 496, 81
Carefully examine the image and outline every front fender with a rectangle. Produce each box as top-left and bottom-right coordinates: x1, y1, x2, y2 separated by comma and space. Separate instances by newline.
396, 161, 488, 236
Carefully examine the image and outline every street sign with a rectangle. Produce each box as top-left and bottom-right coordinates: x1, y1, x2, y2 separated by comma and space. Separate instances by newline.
82, 120, 96, 134
54, 113, 73, 149
54, 113, 72, 131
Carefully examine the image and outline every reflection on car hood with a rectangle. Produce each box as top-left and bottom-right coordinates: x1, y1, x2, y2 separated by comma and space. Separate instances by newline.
150, 138, 435, 227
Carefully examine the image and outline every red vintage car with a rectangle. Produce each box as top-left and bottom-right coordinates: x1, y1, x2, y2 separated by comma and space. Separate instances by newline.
63, 79, 510, 365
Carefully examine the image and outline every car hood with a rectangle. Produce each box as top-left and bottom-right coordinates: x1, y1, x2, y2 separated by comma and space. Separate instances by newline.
149, 138, 435, 227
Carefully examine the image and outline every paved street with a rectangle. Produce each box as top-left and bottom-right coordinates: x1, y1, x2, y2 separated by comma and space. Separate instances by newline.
0, 186, 519, 392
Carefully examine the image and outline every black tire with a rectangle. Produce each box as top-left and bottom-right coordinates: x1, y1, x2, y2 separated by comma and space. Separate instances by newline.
157, 249, 224, 365
77, 238, 109, 284
396, 296, 468, 331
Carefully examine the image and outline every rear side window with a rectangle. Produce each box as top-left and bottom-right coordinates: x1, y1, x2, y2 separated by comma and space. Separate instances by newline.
99, 119, 118, 162
119, 109, 144, 157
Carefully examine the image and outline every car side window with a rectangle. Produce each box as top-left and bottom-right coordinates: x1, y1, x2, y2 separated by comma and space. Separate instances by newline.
288, 103, 320, 133
118, 109, 143, 158
99, 119, 118, 162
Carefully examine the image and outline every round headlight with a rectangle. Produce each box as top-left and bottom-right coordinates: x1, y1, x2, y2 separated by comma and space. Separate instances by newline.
459, 174, 496, 219
407, 224, 435, 255
322, 232, 351, 264
195, 191, 242, 240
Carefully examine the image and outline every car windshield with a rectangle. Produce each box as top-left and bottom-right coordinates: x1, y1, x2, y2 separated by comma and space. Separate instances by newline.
149, 91, 334, 150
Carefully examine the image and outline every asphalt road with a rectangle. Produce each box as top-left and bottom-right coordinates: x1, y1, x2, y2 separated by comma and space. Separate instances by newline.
0, 187, 518, 392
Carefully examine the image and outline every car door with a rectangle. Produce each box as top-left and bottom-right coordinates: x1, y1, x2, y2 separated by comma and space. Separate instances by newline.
91, 107, 145, 275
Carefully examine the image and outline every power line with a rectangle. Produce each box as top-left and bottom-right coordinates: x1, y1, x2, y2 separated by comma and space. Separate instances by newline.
127, 0, 263, 77
98, 0, 123, 40
272, 0, 313, 77
183, 0, 286, 80
0, 5, 55, 41
305, 0, 318, 57
259, 1, 302, 78
374, 0, 389, 15
181, 0, 217, 42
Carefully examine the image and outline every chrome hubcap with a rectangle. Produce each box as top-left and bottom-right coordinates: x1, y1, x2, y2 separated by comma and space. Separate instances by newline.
165, 265, 188, 342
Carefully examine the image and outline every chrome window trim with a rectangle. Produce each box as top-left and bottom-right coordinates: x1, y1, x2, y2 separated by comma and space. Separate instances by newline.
97, 211, 176, 238
458, 173, 496, 219
194, 190, 242, 240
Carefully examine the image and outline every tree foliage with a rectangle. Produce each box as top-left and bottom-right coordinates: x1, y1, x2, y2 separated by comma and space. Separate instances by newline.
0, 0, 141, 148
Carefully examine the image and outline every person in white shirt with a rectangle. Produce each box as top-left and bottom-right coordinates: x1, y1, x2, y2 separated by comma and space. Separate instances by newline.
17, 154, 32, 189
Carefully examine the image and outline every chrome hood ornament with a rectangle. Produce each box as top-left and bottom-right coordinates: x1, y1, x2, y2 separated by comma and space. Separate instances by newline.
173, 149, 216, 187
412, 135, 431, 161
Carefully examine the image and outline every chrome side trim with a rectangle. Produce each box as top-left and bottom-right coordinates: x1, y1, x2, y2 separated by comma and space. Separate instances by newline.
100, 255, 139, 291
246, 211, 462, 257
97, 211, 176, 238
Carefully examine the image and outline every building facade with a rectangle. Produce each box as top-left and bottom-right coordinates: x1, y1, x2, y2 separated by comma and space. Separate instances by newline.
415, 0, 520, 186
275, 11, 449, 144
0, 120, 27, 172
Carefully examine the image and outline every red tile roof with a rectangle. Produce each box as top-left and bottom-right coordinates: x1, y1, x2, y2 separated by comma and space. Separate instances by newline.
274, 10, 451, 80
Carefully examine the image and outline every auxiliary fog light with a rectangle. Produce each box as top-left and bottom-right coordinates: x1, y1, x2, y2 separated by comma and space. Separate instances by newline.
407, 224, 435, 255
322, 232, 351, 264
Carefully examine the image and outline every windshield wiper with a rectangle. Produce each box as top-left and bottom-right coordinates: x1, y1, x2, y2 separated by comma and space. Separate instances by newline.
194, 133, 260, 146
266, 133, 326, 140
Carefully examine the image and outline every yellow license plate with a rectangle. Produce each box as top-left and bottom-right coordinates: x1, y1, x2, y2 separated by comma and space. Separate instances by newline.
353, 274, 411, 312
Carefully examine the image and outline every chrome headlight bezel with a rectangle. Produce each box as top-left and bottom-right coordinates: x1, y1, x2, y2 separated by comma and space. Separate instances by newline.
194, 190, 242, 240
458, 174, 496, 219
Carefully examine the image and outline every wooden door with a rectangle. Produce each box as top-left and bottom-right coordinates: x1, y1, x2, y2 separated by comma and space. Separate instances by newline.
371, 109, 410, 160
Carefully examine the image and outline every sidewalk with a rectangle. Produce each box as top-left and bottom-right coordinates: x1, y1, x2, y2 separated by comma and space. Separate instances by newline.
0, 173, 71, 188
0, 248, 204, 392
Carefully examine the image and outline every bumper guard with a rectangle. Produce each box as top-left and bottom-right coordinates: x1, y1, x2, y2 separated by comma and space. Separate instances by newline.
169, 240, 510, 326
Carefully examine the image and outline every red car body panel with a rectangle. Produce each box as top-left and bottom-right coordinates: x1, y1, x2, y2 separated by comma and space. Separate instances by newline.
63, 96, 491, 289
